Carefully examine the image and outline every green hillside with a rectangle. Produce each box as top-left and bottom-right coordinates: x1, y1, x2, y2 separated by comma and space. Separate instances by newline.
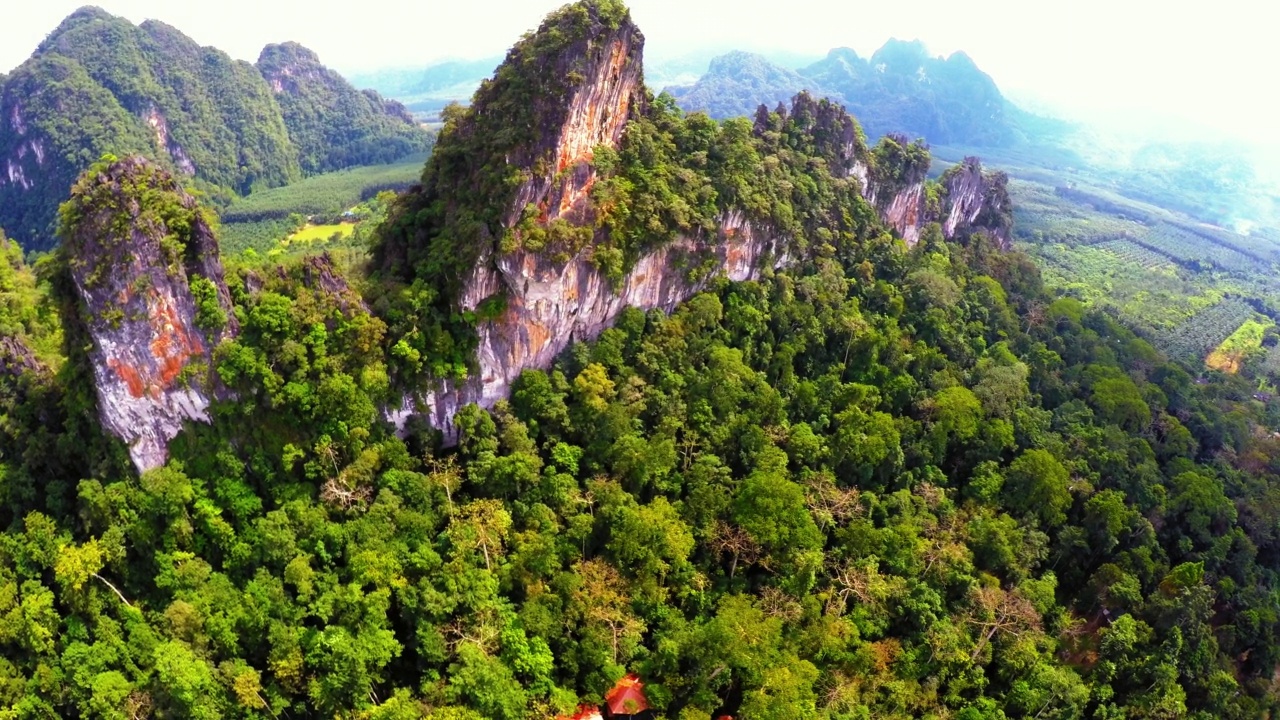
0, 6, 429, 251
257, 42, 430, 175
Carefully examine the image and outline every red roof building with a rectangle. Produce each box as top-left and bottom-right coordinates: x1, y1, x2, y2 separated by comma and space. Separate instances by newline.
555, 706, 603, 720
604, 673, 650, 717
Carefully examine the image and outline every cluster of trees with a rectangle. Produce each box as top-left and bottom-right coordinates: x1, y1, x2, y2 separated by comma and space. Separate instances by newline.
0, 6, 429, 251
3, 194, 1280, 716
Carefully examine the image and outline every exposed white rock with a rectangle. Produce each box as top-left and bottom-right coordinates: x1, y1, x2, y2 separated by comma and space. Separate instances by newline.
880, 181, 927, 245
9, 104, 25, 136
65, 158, 237, 473
390, 211, 786, 439
143, 106, 197, 175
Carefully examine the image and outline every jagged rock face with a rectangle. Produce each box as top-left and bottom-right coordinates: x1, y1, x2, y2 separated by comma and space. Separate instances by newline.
0, 336, 45, 379
395, 211, 786, 437
878, 182, 929, 244
505, 14, 646, 227
942, 157, 1013, 248
301, 253, 370, 314
62, 157, 237, 472
386, 5, 1011, 440
783, 93, 866, 177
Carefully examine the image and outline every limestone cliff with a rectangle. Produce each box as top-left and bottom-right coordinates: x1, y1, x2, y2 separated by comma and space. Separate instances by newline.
60, 156, 237, 472
759, 95, 1009, 246
393, 211, 785, 434
378, 1, 1011, 440
940, 156, 1013, 248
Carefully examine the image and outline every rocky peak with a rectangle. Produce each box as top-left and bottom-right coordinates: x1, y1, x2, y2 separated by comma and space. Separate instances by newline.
257, 42, 327, 94
372, 0, 644, 297
486, 0, 646, 229
870, 39, 930, 74
784, 92, 867, 177
940, 156, 1013, 248
379, 0, 1014, 441
60, 155, 237, 472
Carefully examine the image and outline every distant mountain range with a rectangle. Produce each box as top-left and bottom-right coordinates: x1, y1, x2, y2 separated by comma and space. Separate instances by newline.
0, 6, 431, 250
349, 57, 504, 115
353, 39, 1061, 150
666, 40, 1058, 147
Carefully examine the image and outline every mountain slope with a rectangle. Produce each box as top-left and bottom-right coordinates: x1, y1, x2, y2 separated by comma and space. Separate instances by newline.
257, 42, 430, 174
664, 50, 835, 119
0, 6, 429, 250
0, 7, 300, 248
372, 3, 1011, 437
804, 40, 1013, 145
0, 3, 1277, 719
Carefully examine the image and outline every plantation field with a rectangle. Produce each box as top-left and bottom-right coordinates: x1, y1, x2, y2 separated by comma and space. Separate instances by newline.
1009, 173, 1280, 376
1137, 223, 1258, 273
218, 154, 425, 255
1206, 317, 1271, 374
1010, 180, 1147, 245
220, 154, 425, 224
1095, 239, 1175, 271
286, 223, 356, 245
1153, 298, 1255, 362
1030, 241, 1223, 334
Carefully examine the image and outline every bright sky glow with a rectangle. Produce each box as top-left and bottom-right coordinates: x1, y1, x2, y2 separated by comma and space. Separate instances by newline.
2, 0, 1276, 146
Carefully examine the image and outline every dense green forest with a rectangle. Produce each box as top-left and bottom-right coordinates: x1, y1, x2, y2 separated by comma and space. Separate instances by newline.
0, 1, 1278, 718
257, 43, 430, 176
0, 7, 430, 251
5, 151, 1280, 718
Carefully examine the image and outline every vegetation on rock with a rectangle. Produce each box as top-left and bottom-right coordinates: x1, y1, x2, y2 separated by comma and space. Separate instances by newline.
0, 2, 1275, 719
257, 42, 430, 176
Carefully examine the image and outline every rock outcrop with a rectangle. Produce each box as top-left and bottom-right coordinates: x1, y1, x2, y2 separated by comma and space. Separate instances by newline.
393, 211, 786, 435
61, 157, 237, 472
301, 253, 370, 315
0, 336, 45, 380
940, 156, 1013, 248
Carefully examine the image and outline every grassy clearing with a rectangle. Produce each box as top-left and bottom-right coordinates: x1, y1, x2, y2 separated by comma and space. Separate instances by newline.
1206, 317, 1271, 373
285, 223, 356, 246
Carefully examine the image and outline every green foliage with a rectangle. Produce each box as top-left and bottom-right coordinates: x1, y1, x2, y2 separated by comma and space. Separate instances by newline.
256, 42, 431, 176
0, 7, 430, 251
2, 4, 1280, 720
189, 276, 227, 331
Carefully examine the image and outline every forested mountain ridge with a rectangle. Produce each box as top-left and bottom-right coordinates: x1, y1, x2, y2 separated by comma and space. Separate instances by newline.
0, 1, 1277, 718
0, 6, 429, 251
662, 50, 835, 121
257, 42, 428, 176
371, 2, 1011, 442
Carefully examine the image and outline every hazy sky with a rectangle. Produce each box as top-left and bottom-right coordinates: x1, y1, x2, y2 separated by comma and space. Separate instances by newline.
2, 0, 1275, 146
